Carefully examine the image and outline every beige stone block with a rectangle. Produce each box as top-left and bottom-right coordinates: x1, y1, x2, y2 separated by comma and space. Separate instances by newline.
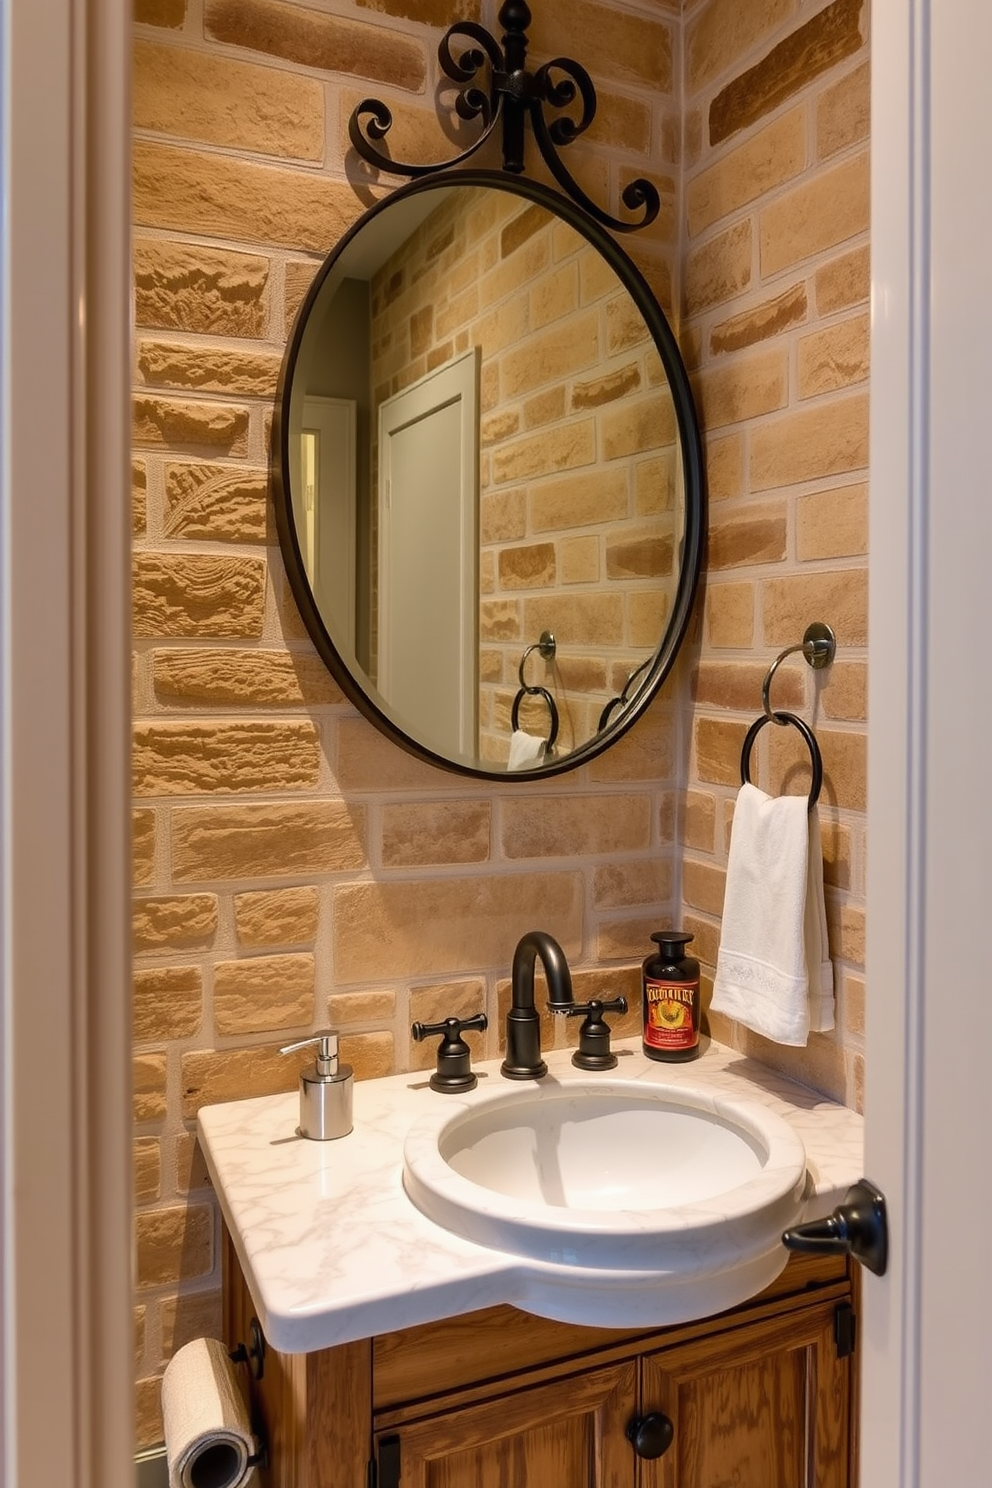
682, 913, 721, 971
592, 860, 672, 909
284, 259, 321, 331
333, 873, 582, 983
492, 420, 595, 485
708, 501, 788, 570
596, 917, 671, 962
684, 220, 752, 317
160, 1290, 223, 1361
134, 1053, 168, 1124
625, 587, 671, 649
135, 1378, 164, 1453
214, 952, 315, 1035
798, 313, 870, 398
134, 1139, 162, 1203
501, 795, 651, 860
529, 468, 629, 533
815, 244, 870, 314
768, 723, 866, 811
682, 791, 717, 853
634, 450, 676, 516
133, 394, 249, 455
531, 1, 672, 88
133, 808, 156, 886
818, 60, 869, 159
682, 858, 727, 918
571, 363, 641, 412
480, 487, 527, 546
381, 800, 489, 868
821, 660, 867, 722
480, 409, 520, 449
336, 717, 458, 792
480, 599, 523, 643
694, 658, 802, 714
133, 459, 147, 536
140, 343, 280, 403
134, 720, 320, 796
827, 902, 865, 965
328, 989, 396, 1026
433, 283, 480, 343
687, 110, 806, 238
134, 966, 202, 1043
135, 1204, 213, 1288
750, 393, 869, 491
760, 153, 869, 278
694, 347, 789, 432
133, 893, 218, 953
762, 567, 867, 647
584, 88, 652, 156
498, 542, 556, 590
797, 481, 868, 560
500, 313, 599, 401
710, 284, 807, 357
601, 392, 677, 462
175, 1132, 213, 1195
134, 38, 322, 161
233, 886, 320, 947
523, 386, 568, 431
589, 705, 675, 782
685, 0, 796, 92
173, 801, 366, 883
708, 0, 864, 145
706, 433, 745, 502
605, 523, 675, 581
136, 0, 185, 23
559, 535, 600, 584
133, 554, 266, 639
153, 647, 342, 706
606, 294, 652, 356
133, 140, 363, 254
695, 716, 749, 787
838, 973, 865, 1038
706, 582, 755, 648
483, 233, 550, 314
523, 592, 624, 647
135, 1305, 147, 1369
820, 819, 853, 890
181, 1042, 309, 1117
204, 0, 425, 88
134, 239, 269, 338
339, 1032, 396, 1082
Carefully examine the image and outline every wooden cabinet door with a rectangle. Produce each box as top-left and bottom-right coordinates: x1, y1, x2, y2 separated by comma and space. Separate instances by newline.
374, 1359, 637, 1488
638, 1300, 852, 1488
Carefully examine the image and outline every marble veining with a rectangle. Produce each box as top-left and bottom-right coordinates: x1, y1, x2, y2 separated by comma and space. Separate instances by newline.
197, 1037, 864, 1354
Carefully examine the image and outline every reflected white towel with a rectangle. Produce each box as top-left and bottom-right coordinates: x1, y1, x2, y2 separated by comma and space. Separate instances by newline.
507, 728, 546, 770
711, 783, 835, 1046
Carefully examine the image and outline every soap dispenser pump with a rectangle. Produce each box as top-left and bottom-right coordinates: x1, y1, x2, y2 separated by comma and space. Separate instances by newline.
279, 1031, 354, 1140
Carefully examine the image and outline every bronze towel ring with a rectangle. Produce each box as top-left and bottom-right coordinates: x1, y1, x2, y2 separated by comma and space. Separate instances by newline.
740, 710, 823, 810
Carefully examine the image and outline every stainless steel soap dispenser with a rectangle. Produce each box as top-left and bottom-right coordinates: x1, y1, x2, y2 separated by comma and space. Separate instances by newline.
279, 1031, 354, 1140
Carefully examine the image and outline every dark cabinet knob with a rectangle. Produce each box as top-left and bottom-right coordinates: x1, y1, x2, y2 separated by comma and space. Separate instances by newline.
626, 1412, 674, 1459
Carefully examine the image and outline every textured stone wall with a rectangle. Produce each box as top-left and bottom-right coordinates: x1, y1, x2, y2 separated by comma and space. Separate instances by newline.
678, 0, 869, 1103
132, 0, 680, 1448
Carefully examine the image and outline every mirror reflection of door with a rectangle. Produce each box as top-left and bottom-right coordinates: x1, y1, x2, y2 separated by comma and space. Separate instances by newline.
300, 396, 358, 658
377, 349, 479, 759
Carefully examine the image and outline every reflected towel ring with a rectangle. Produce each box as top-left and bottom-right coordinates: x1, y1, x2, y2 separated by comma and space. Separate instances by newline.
511, 685, 559, 751
740, 710, 823, 810
597, 656, 652, 732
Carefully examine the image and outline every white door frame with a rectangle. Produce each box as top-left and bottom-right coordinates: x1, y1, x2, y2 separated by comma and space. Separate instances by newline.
866, 2, 992, 1483
300, 395, 358, 659
1, 2, 132, 1486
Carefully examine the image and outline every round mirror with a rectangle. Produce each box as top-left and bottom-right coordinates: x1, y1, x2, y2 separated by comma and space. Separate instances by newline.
273, 171, 705, 778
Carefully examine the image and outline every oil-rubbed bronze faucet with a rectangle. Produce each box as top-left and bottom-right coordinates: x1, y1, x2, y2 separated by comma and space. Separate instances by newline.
501, 930, 573, 1079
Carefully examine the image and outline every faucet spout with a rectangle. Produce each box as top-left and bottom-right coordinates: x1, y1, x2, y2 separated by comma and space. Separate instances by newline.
501, 930, 573, 1080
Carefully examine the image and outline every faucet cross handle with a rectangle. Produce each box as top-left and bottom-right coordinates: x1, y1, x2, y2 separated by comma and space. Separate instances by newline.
564, 996, 628, 1072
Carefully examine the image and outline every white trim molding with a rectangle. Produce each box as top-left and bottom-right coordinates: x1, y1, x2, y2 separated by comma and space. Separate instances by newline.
1, 2, 132, 1485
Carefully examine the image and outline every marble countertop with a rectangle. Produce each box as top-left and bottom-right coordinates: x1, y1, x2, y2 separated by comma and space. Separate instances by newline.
197, 1037, 864, 1355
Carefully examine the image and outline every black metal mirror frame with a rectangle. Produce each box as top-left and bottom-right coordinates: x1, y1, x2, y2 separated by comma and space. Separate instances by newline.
272, 168, 706, 780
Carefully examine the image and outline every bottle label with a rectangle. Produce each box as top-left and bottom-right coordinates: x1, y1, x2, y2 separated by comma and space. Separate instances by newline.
643, 977, 699, 1052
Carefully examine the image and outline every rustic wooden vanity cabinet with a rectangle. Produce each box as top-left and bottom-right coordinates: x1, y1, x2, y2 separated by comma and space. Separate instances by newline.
224, 1231, 859, 1487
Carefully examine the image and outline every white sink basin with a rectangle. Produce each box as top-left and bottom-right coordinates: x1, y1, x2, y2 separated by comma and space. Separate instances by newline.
403, 1078, 807, 1308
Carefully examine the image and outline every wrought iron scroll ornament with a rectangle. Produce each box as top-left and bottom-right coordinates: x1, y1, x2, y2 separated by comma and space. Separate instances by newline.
347, 0, 660, 234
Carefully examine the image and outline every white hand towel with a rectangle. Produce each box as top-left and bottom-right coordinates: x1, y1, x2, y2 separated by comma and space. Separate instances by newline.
507, 728, 546, 770
710, 783, 835, 1046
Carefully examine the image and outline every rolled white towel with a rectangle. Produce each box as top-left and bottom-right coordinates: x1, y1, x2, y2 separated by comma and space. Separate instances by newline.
162, 1336, 257, 1488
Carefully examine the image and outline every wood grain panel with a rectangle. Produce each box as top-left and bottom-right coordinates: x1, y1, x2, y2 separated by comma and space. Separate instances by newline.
376, 1359, 636, 1488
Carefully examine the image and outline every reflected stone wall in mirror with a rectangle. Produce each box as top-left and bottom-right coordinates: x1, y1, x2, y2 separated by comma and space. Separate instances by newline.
274, 172, 705, 779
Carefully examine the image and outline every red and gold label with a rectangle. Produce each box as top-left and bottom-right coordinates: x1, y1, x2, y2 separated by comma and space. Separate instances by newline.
643, 977, 699, 1052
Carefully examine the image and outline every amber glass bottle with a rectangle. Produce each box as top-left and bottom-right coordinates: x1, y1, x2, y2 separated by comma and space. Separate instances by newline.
641, 932, 700, 1062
